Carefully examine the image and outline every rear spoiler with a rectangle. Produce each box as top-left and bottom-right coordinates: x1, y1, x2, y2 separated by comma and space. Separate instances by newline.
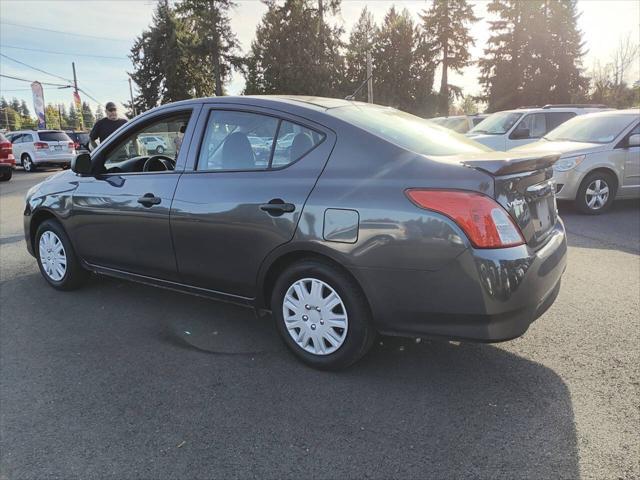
462, 153, 560, 176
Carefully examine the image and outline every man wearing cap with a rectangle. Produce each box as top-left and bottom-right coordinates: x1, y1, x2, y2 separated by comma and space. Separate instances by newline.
89, 102, 127, 147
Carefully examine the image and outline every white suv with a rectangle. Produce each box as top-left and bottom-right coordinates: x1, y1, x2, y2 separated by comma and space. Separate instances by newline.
7, 130, 76, 172
466, 105, 609, 151
139, 135, 168, 154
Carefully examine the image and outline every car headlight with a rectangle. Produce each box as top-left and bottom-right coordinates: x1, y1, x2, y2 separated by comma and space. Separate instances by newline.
554, 155, 585, 172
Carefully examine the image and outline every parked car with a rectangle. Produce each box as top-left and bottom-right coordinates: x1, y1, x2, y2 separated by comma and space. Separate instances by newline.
24, 96, 567, 369
0, 132, 16, 181
429, 114, 488, 133
65, 130, 91, 155
511, 109, 640, 214
7, 130, 75, 171
139, 135, 168, 154
466, 105, 609, 151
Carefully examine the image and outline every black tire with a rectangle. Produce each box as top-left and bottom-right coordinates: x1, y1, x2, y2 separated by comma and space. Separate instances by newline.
0, 169, 11, 181
22, 153, 36, 172
575, 171, 616, 214
35, 219, 88, 290
155, 146, 165, 154
271, 259, 376, 370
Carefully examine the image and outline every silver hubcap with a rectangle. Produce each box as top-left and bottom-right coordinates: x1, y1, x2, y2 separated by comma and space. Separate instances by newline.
23, 157, 31, 170
282, 278, 348, 356
585, 179, 609, 210
38, 231, 67, 281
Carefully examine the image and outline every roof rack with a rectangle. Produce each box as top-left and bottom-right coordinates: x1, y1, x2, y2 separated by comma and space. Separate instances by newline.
516, 105, 541, 109
542, 104, 608, 109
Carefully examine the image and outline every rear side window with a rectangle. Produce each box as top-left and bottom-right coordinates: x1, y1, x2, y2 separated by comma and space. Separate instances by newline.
38, 132, 71, 142
198, 111, 324, 171
545, 112, 576, 132
10, 134, 22, 143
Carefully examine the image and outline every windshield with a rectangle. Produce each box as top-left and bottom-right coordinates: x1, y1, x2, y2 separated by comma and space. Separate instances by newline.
469, 111, 522, 135
331, 105, 490, 156
545, 114, 637, 144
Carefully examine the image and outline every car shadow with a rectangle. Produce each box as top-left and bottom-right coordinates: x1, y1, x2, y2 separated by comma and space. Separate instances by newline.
1, 272, 580, 479
138, 279, 580, 479
558, 198, 640, 255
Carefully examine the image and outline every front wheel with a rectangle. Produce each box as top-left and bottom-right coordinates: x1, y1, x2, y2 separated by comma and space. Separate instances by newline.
575, 171, 616, 214
271, 260, 375, 370
35, 219, 88, 290
22, 154, 36, 172
0, 169, 12, 181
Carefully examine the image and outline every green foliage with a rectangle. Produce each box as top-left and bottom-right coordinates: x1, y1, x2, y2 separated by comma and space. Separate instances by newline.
177, 0, 241, 97
344, 7, 377, 100
479, 0, 588, 111
372, 7, 436, 116
243, 0, 345, 97
421, 0, 478, 115
81, 102, 95, 129
45, 104, 61, 130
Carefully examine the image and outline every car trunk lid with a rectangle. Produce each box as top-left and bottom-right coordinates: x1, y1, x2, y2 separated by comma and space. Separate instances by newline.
460, 152, 560, 249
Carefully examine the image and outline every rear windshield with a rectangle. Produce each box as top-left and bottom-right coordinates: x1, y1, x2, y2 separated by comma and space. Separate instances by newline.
331, 105, 491, 156
78, 133, 90, 144
469, 111, 522, 135
38, 131, 71, 142
545, 114, 637, 144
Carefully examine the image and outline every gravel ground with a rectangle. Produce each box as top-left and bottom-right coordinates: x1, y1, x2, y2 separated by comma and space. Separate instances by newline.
1, 169, 639, 480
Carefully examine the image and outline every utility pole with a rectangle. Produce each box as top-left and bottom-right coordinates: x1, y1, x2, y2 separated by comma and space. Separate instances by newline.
128, 78, 136, 117
366, 51, 373, 103
3, 108, 9, 131
58, 104, 63, 129
72, 62, 84, 130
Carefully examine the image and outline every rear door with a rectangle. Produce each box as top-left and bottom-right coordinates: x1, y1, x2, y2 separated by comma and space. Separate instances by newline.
621, 123, 640, 194
171, 105, 335, 298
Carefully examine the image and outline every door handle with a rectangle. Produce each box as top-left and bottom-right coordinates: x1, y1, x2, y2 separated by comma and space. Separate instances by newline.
260, 199, 295, 216
137, 193, 161, 207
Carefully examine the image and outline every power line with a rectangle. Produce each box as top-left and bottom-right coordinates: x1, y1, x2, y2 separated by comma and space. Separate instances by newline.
0, 53, 73, 83
1, 44, 129, 61
0, 21, 132, 42
0, 73, 72, 88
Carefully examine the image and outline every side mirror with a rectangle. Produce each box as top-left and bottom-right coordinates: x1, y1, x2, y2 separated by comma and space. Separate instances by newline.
628, 134, 640, 148
511, 128, 530, 140
71, 153, 92, 175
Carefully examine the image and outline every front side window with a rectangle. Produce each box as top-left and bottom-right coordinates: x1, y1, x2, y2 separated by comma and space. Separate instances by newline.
513, 113, 546, 139
198, 111, 324, 171
103, 111, 191, 173
469, 111, 523, 135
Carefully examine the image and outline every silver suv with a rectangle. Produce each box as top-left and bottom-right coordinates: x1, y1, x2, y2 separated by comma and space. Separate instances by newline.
7, 130, 76, 172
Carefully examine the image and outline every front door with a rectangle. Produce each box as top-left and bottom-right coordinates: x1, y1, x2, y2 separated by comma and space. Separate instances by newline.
622, 123, 640, 195
171, 106, 335, 298
70, 108, 198, 280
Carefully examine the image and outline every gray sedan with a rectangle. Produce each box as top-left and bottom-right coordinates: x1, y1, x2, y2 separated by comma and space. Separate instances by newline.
23, 96, 567, 369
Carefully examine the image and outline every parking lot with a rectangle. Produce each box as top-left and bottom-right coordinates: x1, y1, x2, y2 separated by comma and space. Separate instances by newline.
1, 169, 638, 479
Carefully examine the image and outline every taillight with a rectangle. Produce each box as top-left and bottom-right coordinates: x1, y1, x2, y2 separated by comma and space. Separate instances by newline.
34, 141, 48, 150
71, 142, 78, 149
0, 141, 11, 151
405, 189, 525, 248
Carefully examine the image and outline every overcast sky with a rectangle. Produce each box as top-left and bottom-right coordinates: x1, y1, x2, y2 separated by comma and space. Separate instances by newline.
1, 0, 638, 114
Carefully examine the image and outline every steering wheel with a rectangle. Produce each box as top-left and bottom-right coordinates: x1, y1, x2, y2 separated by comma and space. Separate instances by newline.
142, 154, 175, 172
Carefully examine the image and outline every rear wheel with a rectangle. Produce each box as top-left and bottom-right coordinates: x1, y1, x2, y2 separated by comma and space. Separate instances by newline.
35, 219, 88, 290
155, 146, 165, 154
271, 260, 375, 370
22, 154, 36, 172
575, 171, 616, 214
0, 169, 11, 181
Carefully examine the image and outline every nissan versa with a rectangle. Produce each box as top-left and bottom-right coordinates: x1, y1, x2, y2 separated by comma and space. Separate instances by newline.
24, 96, 567, 369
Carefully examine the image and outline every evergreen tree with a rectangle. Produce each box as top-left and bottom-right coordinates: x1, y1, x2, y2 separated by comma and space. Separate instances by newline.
373, 6, 435, 115
10, 98, 21, 112
479, 0, 588, 111
129, 0, 204, 112
81, 102, 95, 128
68, 103, 81, 130
243, 0, 344, 96
59, 104, 68, 129
95, 105, 104, 121
421, 0, 478, 115
177, 0, 241, 97
344, 7, 377, 100
19, 100, 30, 117
0, 97, 8, 109
45, 104, 61, 129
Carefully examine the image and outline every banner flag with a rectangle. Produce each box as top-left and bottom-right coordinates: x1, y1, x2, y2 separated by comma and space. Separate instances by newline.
31, 81, 46, 129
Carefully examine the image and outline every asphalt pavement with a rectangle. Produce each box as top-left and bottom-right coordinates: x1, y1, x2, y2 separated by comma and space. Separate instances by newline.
1, 169, 639, 480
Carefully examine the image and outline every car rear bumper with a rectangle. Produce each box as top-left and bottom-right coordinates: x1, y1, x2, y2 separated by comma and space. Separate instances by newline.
33, 152, 75, 164
353, 219, 567, 342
